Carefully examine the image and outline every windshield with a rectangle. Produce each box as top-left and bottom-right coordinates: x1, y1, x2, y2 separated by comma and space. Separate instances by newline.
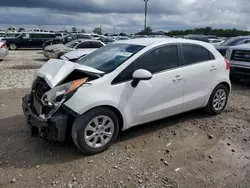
77, 43, 145, 73
65, 40, 81, 48
220, 37, 246, 46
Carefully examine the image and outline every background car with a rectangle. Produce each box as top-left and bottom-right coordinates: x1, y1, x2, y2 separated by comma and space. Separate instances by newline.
225, 43, 250, 81
23, 38, 231, 155
43, 39, 105, 59
2, 32, 56, 50
0, 42, 8, 59
215, 36, 250, 56
42, 33, 93, 49
60, 47, 103, 62
208, 38, 224, 45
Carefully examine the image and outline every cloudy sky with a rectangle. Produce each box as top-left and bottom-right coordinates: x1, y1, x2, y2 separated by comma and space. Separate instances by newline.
0, 0, 249, 33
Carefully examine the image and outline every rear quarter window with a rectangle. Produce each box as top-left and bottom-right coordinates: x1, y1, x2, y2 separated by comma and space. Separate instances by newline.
182, 44, 215, 65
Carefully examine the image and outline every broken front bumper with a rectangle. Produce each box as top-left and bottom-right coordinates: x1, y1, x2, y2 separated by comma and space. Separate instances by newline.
22, 94, 70, 141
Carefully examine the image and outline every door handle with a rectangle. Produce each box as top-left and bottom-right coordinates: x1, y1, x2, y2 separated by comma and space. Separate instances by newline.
210, 66, 217, 71
173, 75, 183, 82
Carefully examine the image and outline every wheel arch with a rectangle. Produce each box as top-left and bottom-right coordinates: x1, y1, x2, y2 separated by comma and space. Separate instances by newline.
79, 105, 124, 132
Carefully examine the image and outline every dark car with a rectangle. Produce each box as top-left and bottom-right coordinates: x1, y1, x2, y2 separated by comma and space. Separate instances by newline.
2, 32, 56, 50
215, 36, 250, 56
42, 33, 93, 49
184, 35, 209, 42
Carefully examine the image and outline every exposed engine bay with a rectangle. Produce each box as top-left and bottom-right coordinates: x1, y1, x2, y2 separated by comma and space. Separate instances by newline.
31, 70, 100, 120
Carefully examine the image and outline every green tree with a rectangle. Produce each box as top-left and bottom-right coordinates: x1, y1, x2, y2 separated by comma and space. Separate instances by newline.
18, 28, 25, 32
93, 27, 102, 35
145, 26, 152, 34
81, 29, 86, 33
72, 27, 77, 33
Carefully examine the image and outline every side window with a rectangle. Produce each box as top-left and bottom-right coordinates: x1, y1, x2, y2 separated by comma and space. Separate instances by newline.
76, 42, 91, 49
182, 44, 214, 65
134, 45, 179, 74
112, 45, 179, 84
23, 34, 30, 39
91, 42, 104, 48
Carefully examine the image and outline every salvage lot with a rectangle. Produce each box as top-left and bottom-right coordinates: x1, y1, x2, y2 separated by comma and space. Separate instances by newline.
0, 50, 250, 188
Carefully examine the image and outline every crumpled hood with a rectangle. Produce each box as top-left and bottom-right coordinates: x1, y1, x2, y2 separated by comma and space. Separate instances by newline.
36, 59, 104, 88
62, 49, 97, 60
45, 44, 69, 51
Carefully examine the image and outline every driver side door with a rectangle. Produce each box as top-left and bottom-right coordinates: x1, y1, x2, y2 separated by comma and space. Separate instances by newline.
112, 45, 185, 127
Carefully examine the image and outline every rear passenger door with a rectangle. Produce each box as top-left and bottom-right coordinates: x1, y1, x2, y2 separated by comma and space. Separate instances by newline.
180, 44, 218, 111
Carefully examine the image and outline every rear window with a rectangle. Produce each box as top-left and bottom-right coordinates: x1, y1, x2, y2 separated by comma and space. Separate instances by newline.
182, 44, 215, 65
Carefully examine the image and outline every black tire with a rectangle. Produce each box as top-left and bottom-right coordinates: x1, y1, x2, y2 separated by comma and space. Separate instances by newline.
57, 52, 65, 59
71, 107, 120, 155
9, 43, 17, 50
205, 84, 229, 115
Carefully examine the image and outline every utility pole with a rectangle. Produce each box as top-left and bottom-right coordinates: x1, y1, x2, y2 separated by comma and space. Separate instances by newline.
143, 0, 149, 32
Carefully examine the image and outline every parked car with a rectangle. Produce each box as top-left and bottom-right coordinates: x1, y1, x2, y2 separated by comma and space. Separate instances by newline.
22, 38, 231, 155
208, 39, 224, 45
216, 36, 250, 56
225, 43, 250, 81
43, 33, 93, 49
184, 35, 209, 42
60, 48, 101, 62
0, 42, 8, 59
43, 39, 105, 59
97, 36, 114, 44
2, 32, 56, 50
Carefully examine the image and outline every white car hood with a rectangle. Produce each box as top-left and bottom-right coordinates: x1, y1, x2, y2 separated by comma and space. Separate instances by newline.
36, 59, 104, 88
62, 49, 97, 60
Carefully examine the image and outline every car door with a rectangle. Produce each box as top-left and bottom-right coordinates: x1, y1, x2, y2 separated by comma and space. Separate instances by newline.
112, 45, 185, 127
180, 44, 218, 111
18, 33, 31, 48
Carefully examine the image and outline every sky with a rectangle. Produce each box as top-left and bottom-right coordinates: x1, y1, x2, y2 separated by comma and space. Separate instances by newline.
0, 0, 249, 33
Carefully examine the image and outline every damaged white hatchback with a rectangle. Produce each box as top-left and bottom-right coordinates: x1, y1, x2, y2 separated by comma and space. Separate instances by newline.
22, 38, 231, 154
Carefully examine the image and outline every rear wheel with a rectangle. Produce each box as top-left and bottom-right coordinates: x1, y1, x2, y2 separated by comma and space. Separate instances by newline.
9, 43, 17, 50
205, 84, 229, 115
71, 107, 120, 155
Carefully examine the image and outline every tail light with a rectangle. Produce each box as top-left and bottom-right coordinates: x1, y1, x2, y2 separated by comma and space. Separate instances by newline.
225, 58, 230, 70
0, 43, 6, 48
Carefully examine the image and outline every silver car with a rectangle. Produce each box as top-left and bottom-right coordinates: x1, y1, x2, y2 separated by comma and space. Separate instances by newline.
43, 39, 105, 59
0, 42, 8, 59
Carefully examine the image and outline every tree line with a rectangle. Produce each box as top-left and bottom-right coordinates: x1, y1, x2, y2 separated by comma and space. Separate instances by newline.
138, 26, 250, 37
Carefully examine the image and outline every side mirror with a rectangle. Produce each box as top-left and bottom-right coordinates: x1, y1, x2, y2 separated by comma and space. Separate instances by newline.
131, 69, 152, 88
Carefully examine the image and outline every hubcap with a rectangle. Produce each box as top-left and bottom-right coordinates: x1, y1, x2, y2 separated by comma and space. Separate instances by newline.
10, 44, 16, 50
84, 115, 114, 148
213, 89, 227, 111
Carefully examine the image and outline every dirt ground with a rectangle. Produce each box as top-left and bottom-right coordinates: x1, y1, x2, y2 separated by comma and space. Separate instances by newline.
0, 50, 250, 187
0, 82, 249, 188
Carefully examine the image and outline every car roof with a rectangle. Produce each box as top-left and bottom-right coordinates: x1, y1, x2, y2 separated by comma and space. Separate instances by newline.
70, 39, 102, 43
114, 38, 211, 47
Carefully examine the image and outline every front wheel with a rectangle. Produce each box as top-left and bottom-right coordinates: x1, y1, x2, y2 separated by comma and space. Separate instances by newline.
205, 84, 229, 115
71, 107, 120, 155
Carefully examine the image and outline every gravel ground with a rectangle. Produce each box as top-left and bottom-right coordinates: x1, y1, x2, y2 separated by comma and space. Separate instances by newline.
0, 51, 250, 188
0, 50, 46, 90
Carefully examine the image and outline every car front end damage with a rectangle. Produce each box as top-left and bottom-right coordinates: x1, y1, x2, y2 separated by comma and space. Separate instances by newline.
21, 59, 104, 141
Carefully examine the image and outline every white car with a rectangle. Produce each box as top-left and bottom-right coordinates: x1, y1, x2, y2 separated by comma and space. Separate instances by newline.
0, 42, 8, 59
22, 38, 231, 155
208, 39, 224, 45
43, 39, 105, 59
60, 49, 101, 62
